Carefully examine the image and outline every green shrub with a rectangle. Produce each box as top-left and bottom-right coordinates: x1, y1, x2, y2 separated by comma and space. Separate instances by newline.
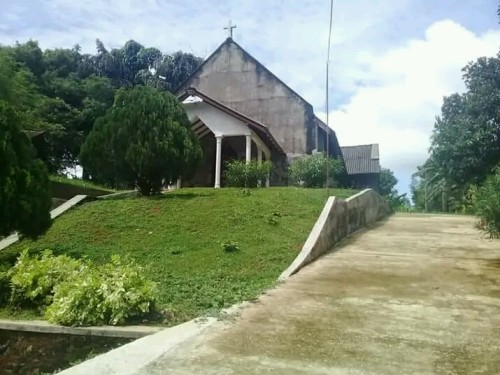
221, 241, 240, 253
8, 250, 82, 306
241, 188, 251, 197
0, 263, 11, 305
5, 250, 157, 326
224, 160, 271, 188
288, 153, 344, 188
46, 255, 157, 326
473, 167, 500, 238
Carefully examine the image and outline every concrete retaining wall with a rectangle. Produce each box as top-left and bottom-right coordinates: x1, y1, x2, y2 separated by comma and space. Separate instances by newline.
0, 319, 159, 339
279, 189, 391, 280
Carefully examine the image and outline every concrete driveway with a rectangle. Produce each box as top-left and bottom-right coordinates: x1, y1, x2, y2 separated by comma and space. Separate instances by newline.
143, 213, 500, 374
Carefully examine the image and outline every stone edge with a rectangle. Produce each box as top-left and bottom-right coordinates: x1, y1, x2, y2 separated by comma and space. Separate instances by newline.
0, 319, 160, 339
278, 188, 391, 281
54, 301, 252, 374
56, 317, 218, 375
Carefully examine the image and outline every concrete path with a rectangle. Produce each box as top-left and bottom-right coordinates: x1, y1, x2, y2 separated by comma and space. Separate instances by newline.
141, 214, 500, 374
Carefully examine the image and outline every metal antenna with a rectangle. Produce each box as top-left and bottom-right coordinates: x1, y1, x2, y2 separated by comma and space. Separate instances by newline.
325, 0, 334, 193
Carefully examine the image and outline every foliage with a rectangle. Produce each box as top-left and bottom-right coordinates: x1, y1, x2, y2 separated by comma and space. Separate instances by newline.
379, 168, 397, 197
0, 39, 202, 173
4, 250, 157, 326
471, 167, 500, 238
80, 86, 202, 195
224, 160, 271, 188
46, 255, 157, 326
415, 48, 500, 212
288, 153, 344, 188
378, 167, 408, 210
221, 241, 240, 253
90, 39, 202, 90
241, 188, 251, 197
2, 188, 357, 326
8, 250, 82, 306
0, 263, 10, 305
0, 101, 52, 238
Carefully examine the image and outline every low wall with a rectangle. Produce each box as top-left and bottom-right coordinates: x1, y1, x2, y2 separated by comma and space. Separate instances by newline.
0, 329, 132, 374
279, 189, 391, 280
51, 181, 112, 200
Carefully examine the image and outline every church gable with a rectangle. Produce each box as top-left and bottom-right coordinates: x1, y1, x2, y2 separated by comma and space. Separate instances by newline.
176, 38, 315, 155
176, 38, 310, 107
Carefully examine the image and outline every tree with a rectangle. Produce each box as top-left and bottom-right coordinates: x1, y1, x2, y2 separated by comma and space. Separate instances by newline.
378, 167, 408, 209
0, 101, 52, 238
415, 47, 500, 212
379, 168, 397, 197
430, 54, 500, 188
80, 86, 202, 195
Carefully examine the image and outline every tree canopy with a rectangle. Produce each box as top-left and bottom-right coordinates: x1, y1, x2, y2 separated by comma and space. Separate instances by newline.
414, 48, 500, 212
0, 39, 202, 174
0, 102, 51, 238
80, 86, 202, 195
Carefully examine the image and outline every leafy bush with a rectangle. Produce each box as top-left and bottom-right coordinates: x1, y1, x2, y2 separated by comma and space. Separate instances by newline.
4, 250, 157, 326
8, 250, 82, 306
241, 188, 251, 197
288, 153, 344, 188
0, 263, 11, 305
46, 255, 157, 326
472, 167, 500, 238
224, 160, 271, 188
221, 241, 240, 253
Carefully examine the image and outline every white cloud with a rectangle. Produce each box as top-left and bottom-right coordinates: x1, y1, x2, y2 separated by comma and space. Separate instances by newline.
320, 20, 500, 193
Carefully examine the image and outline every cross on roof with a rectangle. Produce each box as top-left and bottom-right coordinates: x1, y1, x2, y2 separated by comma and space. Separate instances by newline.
224, 20, 237, 38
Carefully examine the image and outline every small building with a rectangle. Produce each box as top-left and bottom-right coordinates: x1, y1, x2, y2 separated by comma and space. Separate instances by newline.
341, 144, 381, 192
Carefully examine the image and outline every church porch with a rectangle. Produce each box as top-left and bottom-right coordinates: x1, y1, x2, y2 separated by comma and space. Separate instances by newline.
179, 89, 283, 188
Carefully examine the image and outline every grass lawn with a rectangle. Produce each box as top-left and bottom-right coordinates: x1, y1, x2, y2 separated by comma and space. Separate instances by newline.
0, 187, 356, 325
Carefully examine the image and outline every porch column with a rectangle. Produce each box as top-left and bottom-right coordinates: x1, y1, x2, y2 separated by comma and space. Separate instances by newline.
245, 135, 251, 164
265, 151, 271, 187
257, 147, 262, 187
215, 136, 222, 188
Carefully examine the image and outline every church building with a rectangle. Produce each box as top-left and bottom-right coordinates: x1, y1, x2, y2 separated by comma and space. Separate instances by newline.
176, 36, 379, 190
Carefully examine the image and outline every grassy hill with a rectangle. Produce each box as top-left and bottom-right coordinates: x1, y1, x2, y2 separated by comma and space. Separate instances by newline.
1, 187, 356, 325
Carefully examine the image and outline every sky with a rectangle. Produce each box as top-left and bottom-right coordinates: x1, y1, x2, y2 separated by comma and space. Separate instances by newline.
1, 0, 499, 195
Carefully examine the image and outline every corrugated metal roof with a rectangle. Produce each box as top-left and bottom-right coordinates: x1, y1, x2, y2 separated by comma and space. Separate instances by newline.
341, 144, 380, 175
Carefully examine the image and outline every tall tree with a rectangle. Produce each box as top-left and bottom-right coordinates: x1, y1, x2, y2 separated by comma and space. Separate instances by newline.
80, 86, 202, 195
0, 101, 51, 238
416, 48, 500, 212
